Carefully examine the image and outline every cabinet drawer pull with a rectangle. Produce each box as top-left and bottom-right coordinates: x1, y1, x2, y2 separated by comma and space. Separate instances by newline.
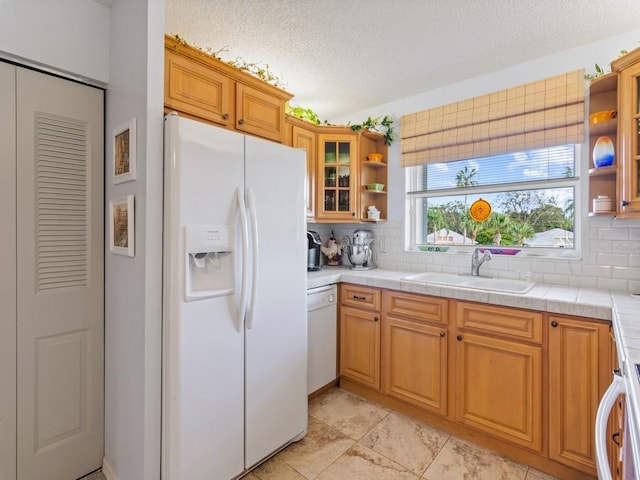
621, 200, 629, 207
352, 295, 366, 300
440, 331, 446, 337
456, 335, 463, 341
374, 315, 379, 322
238, 119, 245, 125
551, 321, 558, 328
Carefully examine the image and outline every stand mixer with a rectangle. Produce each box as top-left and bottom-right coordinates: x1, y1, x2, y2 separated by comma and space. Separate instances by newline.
343, 229, 376, 270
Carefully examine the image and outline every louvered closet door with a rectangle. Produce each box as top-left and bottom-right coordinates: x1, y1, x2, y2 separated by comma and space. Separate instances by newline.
16, 68, 104, 480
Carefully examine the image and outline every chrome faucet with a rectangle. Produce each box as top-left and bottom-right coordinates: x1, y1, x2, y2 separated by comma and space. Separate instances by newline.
471, 247, 492, 276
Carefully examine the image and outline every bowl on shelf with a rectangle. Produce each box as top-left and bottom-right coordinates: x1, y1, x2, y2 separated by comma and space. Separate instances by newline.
367, 153, 383, 162
365, 183, 385, 191
589, 110, 617, 125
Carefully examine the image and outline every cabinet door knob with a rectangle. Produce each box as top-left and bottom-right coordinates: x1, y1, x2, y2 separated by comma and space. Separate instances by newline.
551, 321, 558, 328
238, 119, 245, 125
374, 315, 379, 322
612, 432, 621, 446
440, 331, 446, 337
223, 113, 229, 120
621, 200, 629, 207
456, 335, 463, 341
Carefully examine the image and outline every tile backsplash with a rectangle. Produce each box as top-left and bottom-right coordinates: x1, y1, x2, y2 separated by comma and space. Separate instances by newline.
308, 216, 640, 293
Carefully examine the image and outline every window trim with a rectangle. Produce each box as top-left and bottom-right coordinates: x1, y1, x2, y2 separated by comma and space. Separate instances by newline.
404, 145, 583, 259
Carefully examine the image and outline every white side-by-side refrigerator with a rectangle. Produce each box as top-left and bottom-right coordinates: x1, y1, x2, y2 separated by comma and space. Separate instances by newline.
162, 113, 308, 480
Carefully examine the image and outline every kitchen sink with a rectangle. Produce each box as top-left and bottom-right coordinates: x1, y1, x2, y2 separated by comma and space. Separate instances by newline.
402, 272, 535, 294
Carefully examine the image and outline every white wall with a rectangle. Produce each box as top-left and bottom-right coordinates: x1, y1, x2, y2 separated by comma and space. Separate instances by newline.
322, 29, 640, 293
104, 1, 164, 480
0, 0, 110, 85
1, 2, 165, 479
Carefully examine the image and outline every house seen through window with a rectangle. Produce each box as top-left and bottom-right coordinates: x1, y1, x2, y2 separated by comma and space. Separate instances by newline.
406, 145, 578, 250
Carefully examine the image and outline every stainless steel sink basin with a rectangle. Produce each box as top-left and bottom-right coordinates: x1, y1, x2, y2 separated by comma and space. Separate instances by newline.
402, 272, 535, 294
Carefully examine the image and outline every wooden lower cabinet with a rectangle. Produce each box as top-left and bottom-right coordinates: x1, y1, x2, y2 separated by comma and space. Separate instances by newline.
454, 331, 542, 452
338, 286, 611, 480
339, 308, 380, 390
383, 316, 447, 415
382, 291, 448, 415
548, 314, 612, 476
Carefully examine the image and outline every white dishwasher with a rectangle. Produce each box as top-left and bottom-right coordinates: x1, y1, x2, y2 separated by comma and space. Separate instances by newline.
306, 284, 338, 395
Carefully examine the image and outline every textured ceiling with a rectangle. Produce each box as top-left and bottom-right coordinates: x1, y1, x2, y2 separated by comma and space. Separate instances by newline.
165, 0, 640, 121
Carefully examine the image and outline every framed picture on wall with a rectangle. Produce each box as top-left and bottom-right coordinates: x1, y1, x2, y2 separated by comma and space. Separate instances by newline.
113, 118, 136, 184
109, 195, 135, 257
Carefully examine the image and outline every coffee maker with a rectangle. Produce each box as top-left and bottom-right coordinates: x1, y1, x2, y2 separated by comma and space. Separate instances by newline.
344, 229, 376, 270
307, 231, 322, 271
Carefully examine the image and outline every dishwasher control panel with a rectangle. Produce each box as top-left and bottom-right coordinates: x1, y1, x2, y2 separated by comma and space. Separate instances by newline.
307, 285, 337, 311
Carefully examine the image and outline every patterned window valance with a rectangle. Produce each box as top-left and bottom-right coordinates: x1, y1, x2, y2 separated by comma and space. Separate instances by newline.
400, 70, 585, 166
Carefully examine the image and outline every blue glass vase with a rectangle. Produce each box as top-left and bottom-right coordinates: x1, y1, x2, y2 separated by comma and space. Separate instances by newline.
593, 136, 615, 168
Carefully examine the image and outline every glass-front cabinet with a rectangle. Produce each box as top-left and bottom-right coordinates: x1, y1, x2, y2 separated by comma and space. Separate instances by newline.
613, 47, 640, 217
316, 132, 358, 221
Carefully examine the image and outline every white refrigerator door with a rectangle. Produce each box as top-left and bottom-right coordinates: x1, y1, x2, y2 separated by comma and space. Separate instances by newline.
163, 115, 246, 480
244, 135, 308, 468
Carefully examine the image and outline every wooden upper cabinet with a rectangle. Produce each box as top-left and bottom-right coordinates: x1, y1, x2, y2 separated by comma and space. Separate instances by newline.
288, 122, 317, 218
235, 83, 287, 142
165, 47, 233, 127
612, 47, 640, 217
316, 131, 359, 222
164, 35, 292, 143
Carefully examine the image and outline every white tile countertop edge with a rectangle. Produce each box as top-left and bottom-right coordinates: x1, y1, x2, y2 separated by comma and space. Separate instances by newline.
308, 266, 615, 320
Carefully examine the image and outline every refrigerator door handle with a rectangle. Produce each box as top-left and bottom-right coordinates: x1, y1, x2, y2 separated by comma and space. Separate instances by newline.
236, 187, 249, 332
595, 372, 625, 480
246, 187, 259, 330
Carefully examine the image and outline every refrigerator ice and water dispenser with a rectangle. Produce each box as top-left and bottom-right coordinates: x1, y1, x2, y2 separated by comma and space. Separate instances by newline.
184, 225, 234, 300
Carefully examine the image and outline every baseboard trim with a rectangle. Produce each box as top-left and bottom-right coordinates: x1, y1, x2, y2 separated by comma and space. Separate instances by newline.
102, 457, 116, 480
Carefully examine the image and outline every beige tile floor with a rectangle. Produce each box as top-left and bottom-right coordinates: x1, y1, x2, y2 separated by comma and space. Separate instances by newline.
246, 387, 558, 480
83, 387, 559, 480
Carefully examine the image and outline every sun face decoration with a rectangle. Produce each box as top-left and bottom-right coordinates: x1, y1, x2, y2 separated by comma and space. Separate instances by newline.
470, 198, 492, 222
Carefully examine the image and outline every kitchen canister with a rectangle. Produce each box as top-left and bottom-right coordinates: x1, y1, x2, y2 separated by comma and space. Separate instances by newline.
593, 136, 615, 168
593, 195, 613, 213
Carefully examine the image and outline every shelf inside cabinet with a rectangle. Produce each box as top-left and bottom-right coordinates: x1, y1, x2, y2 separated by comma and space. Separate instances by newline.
588, 165, 617, 177
588, 73, 616, 94
588, 69, 618, 218
361, 160, 387, 169
363, 189, 387, 195
589, 119, 617, 136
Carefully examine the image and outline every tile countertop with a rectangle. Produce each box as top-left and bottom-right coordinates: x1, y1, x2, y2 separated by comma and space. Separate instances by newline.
308, 266, 640, 374
308, 266, 615, 321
